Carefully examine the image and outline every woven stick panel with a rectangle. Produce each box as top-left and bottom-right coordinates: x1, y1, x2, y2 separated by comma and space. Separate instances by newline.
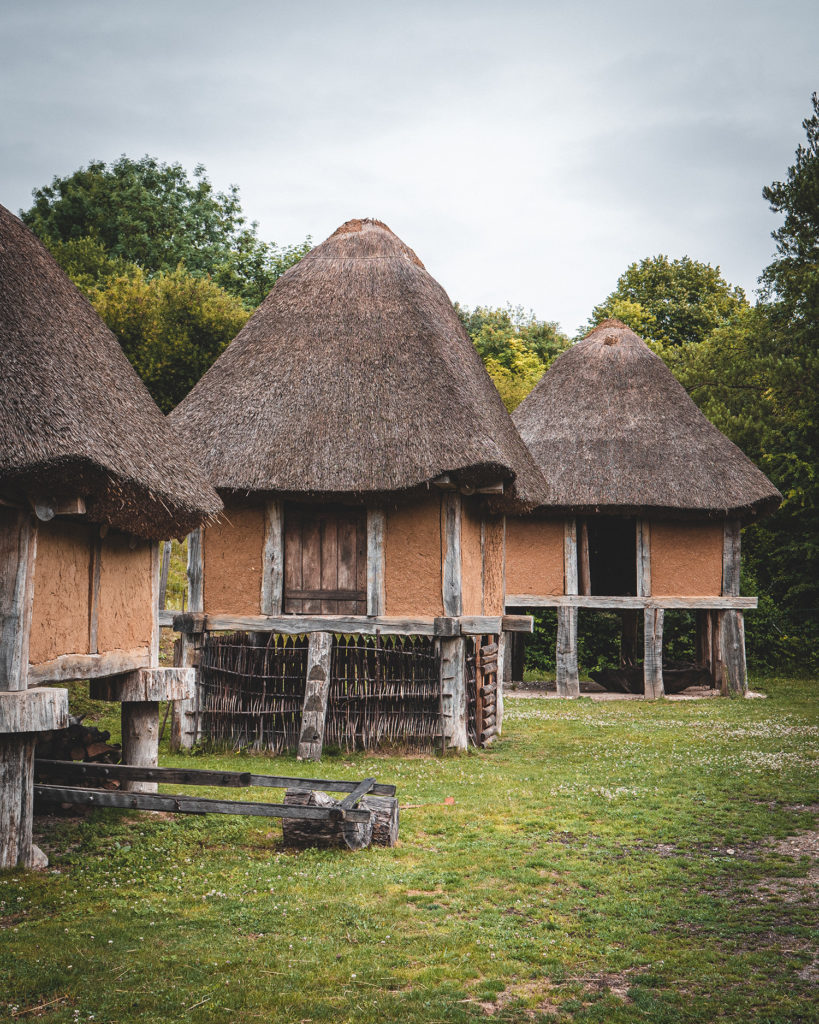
199, 632, 308, 752
465, 638, 478, 747
325, 634, 442, 752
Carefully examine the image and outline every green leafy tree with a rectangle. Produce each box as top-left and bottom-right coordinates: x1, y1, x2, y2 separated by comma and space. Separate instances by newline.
456, 303, 570, 410
22, 155, 309, 306
91, 265, 250, 412
584, 255, 748, 346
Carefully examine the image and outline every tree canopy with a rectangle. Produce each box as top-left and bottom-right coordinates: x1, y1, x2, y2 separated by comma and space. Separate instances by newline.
21, 155, 310, 307
584, 254, 748, 347
456, 304, 570, 410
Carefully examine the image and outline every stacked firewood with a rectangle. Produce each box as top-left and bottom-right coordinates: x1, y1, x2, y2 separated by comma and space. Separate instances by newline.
35, 714, 121, 764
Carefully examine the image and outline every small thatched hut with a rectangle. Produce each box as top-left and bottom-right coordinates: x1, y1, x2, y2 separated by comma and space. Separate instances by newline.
169, 218, 545, 752
0, 203, 221, 867
506, 319, 781, 697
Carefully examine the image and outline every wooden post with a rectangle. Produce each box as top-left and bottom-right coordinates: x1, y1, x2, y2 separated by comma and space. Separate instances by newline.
578, 519, 591, 596
366, 508, 385, 616
710, 609, 723, 690
173, 529, 205, 749
121, 701, 159, 794
636, 519, 651, 598
440, 636, 467, 750
297, 632, 334, 760
556, 519, 580, 696
87, 534, 102, 655
720, 519, 746, 695
643, 607, 664, 699
442, 493, 462, 617
0, 507, 36, 691
158, 541, 172, 610
0, 735, 37, 869
261, 500, 284, 615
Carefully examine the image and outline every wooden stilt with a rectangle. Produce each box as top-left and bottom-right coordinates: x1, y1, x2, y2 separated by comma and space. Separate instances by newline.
121, 702, 159, 793
297, 632, 334, 760
172, 530, 205, 750
556, 607, 579, 697
643, 607, 665, 698
720, 610, 747, 695
710, 610, 723, 690
496, 631, 507, 735
440, 636, 467, 749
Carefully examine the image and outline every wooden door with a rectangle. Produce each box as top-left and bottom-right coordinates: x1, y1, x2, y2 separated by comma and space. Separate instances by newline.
283, 504, 367, 614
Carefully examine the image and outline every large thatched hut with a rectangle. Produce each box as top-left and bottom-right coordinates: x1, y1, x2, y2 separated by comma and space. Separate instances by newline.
0, 203, 221, 868
506, 319, 781, 697
168, 218, 544, 753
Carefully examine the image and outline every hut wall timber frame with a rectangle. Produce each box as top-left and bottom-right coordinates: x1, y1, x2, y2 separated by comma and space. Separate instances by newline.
505, 515, 753, 698
169, 491, 528, 754
0, 500, 197, 870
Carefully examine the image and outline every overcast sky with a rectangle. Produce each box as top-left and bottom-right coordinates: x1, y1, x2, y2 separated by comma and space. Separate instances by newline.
2, 0, 816, 334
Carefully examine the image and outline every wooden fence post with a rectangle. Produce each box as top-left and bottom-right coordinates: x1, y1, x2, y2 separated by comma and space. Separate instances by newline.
173, 529, 205, 749
297, 632, 334, 760
440, 636, 467, 750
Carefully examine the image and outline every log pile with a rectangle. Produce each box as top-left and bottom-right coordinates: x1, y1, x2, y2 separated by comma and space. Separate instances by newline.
281, 788, 399, 851
35, 715, 121, 765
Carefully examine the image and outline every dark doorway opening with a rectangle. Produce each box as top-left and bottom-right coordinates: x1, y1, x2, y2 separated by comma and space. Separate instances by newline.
584, 517, 637, 596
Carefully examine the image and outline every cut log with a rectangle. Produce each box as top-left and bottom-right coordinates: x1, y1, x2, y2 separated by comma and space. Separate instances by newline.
360, 794, 399, 847
281, 789, 373, 850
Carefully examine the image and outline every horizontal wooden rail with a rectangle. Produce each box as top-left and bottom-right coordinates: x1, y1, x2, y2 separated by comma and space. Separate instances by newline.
167, 613, 534, 636
27, 648, 151, 686
34, 760, 397, 796
34, 784, 372, 822
505, 595, 759, 611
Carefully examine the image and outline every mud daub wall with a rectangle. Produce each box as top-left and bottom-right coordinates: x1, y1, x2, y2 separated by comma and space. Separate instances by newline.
505, 517, 564, 596
28, 520, 153, 666
650, 521, 724, 596
199, 632, 441, 753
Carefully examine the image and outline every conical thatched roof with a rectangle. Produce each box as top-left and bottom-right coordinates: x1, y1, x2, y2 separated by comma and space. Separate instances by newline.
0, 204, 222, 539
513, 319, 781, 520
169, 218, 547, 509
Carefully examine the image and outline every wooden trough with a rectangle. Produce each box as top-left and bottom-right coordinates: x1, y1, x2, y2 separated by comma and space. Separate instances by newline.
34, 760, 398, 852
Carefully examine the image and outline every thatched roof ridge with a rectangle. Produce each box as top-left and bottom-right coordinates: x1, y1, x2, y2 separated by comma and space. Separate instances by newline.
513, 319, 781, 520
0, 203, 222, 539
169, 218, 547, 510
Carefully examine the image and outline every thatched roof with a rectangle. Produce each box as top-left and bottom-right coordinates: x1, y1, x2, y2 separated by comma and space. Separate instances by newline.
513, 319, 781, 520
169, 218, 547, 510
0, 203, 222, 539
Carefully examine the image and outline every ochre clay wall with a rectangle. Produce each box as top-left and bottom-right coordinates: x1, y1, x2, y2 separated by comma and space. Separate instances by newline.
29, 521, 91, 664
97, 534, 153, 652
505, 517, 565, 597
482, 517, 506, 615
384, 495, 443, 617
203, 501, 265, 615
650, 521, 724, 597
460, 500, 483, 616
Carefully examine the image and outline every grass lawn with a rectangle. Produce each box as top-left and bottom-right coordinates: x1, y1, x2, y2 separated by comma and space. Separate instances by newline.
1, 676, 817, 1023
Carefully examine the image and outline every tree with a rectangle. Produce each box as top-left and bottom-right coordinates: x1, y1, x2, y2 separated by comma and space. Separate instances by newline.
456, 304, 570, 410
21, 155, 309, 306
92, 265, 250, 413
584, 255, 748, 347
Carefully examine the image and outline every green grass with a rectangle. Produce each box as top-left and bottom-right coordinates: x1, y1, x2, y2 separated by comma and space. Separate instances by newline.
2, 675, 817, 1023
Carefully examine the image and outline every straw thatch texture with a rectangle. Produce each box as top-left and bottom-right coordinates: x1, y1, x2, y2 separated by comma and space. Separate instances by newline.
169, 219, 546, 510
0, 204, 221, 539
513, 319, 781, 520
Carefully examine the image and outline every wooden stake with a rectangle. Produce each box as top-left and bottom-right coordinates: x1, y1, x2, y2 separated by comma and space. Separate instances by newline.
297, 632, 334, 760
